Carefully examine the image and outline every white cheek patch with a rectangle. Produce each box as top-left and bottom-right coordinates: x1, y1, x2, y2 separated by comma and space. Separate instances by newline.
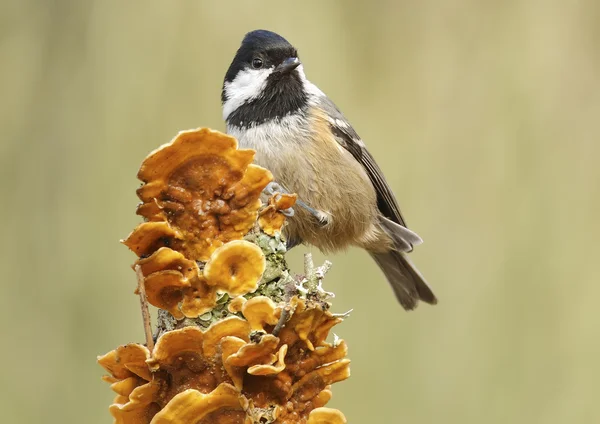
222, 67, 273, 120
296, 65, 325, 101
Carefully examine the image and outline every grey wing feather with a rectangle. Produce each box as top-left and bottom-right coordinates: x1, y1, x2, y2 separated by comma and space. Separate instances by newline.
317, 96, 436, 307
317, 96, 408, 227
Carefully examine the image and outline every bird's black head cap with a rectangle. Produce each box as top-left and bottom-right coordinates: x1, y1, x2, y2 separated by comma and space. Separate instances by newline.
223, 30, 298, 84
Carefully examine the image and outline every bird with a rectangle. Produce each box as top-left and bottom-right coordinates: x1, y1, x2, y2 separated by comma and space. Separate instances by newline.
221, 29, 437, 310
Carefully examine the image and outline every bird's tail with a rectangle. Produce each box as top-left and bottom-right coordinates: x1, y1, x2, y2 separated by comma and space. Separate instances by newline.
370, 250, 437, 310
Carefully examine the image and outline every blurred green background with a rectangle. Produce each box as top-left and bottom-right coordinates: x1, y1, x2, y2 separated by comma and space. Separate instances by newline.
2, 1, 599, 423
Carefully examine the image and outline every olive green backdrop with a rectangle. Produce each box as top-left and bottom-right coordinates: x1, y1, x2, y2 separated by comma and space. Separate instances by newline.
2, 1, 599, 423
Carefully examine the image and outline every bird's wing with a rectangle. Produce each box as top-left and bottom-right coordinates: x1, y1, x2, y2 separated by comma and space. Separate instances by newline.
316, 96, 408, 227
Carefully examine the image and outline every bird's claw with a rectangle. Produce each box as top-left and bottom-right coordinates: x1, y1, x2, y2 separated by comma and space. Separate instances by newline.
264, 181, 286, 196
280, 207, 294, 217
295, 199, 330, 227
264, 182, 295, 216
264, 182, 329, 226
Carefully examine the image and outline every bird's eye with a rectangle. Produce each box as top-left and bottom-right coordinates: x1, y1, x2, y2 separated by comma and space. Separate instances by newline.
252, 57, 263, 69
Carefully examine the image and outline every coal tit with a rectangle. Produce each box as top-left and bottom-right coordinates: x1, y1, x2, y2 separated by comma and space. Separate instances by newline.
222, 30, 437, 310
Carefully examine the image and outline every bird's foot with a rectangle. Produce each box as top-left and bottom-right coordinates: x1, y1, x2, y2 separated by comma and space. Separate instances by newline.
263, 182, 294, 216
263, 181, 285, 197
295, 199, 331, 227
264, 182, 330, 225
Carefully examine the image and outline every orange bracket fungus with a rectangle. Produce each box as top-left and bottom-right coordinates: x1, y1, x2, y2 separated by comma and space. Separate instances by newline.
98, 128, 351, 423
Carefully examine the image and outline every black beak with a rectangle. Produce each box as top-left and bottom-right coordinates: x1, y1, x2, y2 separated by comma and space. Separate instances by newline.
276, 57, 301, 73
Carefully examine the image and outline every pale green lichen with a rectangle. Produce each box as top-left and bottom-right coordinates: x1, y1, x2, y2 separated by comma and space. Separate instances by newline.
247, 230, 288, 285
154, 224, 338, 335
155, 226, 294, 334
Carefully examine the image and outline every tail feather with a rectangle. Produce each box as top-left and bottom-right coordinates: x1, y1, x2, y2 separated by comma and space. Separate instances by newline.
380, 217, 423, 252
371, 217, 437, 310
371, 250, 437, 310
